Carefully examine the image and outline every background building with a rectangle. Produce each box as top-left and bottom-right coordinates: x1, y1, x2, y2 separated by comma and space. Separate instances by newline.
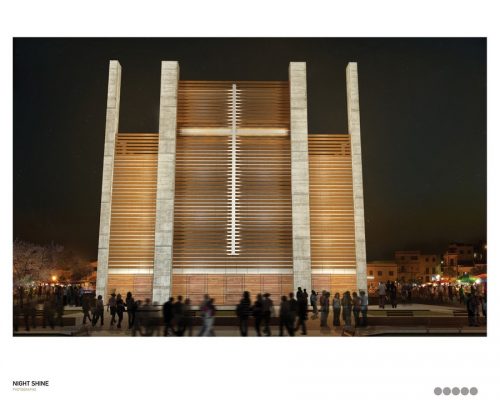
442, 243, 475, 277
366, 260, 397, 290
96, 60, 367, 304
395, 250, 440, 283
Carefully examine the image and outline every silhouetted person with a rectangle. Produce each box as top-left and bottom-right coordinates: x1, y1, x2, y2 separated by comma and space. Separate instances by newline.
82, 294, 92, 325
23, 295, 37, 331
303, 289, 309, 307
320, 291, 330, 328
93, 295, 104, 327
296, 290, 308, 335
252, 294, 264, 336
360, 290, 368, 327
389, 282, 397, 308
55, 293, 64, 327
173, 296, 185, 335
333, 292, 341, 327
288, 292, 298, 334
296, 287, 303, 301
42, 295, 55, 329
199, 298, 216, 336
126, 292, 136, 329
342, 291, 353, 327
262, 293, 274, 336
237, 291, 251, 336
181, 298, 193, 336
163, 297, 174, 336
13, 299, 21, 332
131, 300, 142, 336
279, 295, 293, 336
352, 292, 361, 327
378, 282, 386, 309
108, 293, 117, 326
116, 293, 125, 328
310, 290, 318, 319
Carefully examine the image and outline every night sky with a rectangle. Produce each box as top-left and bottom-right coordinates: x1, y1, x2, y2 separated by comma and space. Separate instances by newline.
13, 38, 486, 261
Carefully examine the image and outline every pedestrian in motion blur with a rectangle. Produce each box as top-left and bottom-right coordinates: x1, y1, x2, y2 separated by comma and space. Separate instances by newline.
310, 290, 318, 319
236, 291, 251, 336
262, 293, 274, 336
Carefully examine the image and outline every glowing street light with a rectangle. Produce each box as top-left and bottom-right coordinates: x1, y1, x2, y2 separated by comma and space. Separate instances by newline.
51, 275, 57, 282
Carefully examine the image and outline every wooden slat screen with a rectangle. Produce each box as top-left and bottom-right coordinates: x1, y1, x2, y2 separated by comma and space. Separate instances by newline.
309, 134, 356, 270
107, 133, 158, 298
177, 81, 290, 133
173, 135, 293, 269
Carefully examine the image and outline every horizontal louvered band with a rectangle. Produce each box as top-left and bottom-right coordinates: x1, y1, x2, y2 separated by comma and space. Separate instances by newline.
108, 133, 158, 273
177, 81, 290, 133
309, 135, 356, 271
173, 135, 293, 269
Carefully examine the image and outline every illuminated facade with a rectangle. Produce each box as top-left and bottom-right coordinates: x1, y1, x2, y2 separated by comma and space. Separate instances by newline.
96, 60, 367, 305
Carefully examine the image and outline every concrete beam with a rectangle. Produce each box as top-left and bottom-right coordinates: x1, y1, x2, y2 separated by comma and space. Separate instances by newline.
152, 61, 179, 304
96, 60, 121, 298
346, 62, 368, 292
289, 62, 312, 293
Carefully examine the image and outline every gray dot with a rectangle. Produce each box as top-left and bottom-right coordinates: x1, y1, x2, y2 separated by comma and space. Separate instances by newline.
452, 387, 460, 395
443, 387, 451, 395
434, 387, 442, 395
470, 387, 478, 395
461, 387, 469, 395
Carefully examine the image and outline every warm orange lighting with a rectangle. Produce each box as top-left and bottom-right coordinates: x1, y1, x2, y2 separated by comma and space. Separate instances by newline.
51, 275, 57, 282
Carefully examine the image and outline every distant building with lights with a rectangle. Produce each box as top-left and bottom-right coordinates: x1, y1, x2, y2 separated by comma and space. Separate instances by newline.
395, 250, 440, 284
95, 60, 368, 304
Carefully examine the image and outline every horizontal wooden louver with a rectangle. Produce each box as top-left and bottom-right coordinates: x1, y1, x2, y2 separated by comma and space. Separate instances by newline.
108, 133, 158, 272
173, 135, 293, 269
309, 134, 356, 270
177, 81, 290, 135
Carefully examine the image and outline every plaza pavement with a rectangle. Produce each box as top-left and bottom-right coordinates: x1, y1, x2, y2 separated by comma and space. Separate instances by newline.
13, 303, 486, 337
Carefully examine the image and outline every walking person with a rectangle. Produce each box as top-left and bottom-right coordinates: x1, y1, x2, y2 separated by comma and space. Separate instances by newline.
279, 296, 293, 336
107, 293, 117, 326
352, 292, 361, 328
320, 291, 330, 329
252, 294, 264, 336
288, 292, 298, 334
181, 298, 193, 336
296, 290, 308, 335
93, 295, 104, 327
378, 282, 386, 309
82, 294, 92, 325
389, 282, 398, 308
310, 290, 318, 319
162, 297, 174, 336
173, 295, 185, 335
342, 291, 353, 328
359, 290, 368, 327
262, 293, 274, 336
199, 298, 216, 336
126, 292, 136, 329
42, 295, 55, 329
236, 291, 251, 336
116, 293, 125, 328
332, 292, 341, 327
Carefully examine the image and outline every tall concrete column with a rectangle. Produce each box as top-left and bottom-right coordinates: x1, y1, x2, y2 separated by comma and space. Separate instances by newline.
96, 60, 121, 298
152, 61, 179, 303
346, 62, 368, 292
289, 62, 312, 292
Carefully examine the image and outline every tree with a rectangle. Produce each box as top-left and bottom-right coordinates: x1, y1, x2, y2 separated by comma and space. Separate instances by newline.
13, 239, 50, 286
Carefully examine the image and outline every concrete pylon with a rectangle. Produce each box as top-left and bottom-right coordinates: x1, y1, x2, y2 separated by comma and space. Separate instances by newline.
152, 61, 179, 304
346, 62, 368, 292
289, 62, 312, 293
96, 60, 121, 299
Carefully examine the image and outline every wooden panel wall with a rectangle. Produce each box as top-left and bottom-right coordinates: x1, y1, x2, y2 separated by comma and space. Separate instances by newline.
172, 274, 293, 305
107, 133, 158, 299
311, 274, 357, 296
309, 135, 356, 270
107, 274, 154, 301
173, 135, 293, 269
